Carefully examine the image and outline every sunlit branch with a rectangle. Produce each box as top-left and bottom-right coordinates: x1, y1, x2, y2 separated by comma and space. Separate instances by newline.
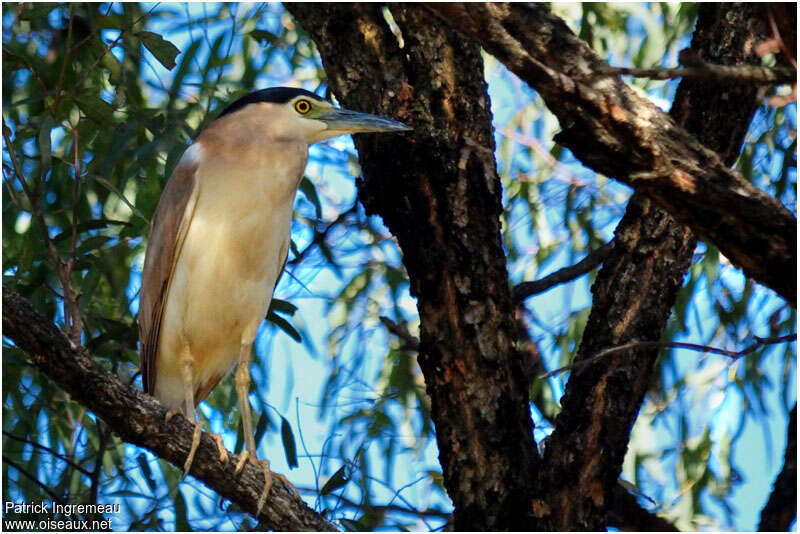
601, 64, 795, 85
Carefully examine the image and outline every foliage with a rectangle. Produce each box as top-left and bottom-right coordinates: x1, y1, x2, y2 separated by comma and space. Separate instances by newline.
2, 2, 795, 531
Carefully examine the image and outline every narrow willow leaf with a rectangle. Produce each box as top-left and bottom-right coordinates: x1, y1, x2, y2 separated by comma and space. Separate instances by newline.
268, 298, 298, 317
249, 29, 279, 46
37, 116, 54, 179
75, 95, 114, 125
136, 453, 156, 491
266, 310, 302, 343
174, 489, 192, 531
320, 465, 349, 495
298, 176, 322, 219
280, 416, 298, 469
138, 31, 180, 70
254, 410, 270, 446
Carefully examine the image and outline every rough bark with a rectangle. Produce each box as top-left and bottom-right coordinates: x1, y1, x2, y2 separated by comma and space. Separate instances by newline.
427, 3, 796, 305
2, 288, 336, 532
759, 404, 797, 531
528, 4, 770, 529
286, 4, 538, 529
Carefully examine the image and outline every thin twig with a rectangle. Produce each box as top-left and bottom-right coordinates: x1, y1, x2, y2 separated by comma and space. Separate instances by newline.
540, 334, 796, 379
64, 125, 83, 344
3, 118, 82, 342
89, 421, 109, 514
379, 316, 420, 351
513, 241, 615, 305
2, 430, 92, 477
495, 126, 587, 188
601, 63, 795, 85
2, 119, 63, 270
3, 455, 67, 506
299, 485, 450, 520
51, 6, 75, 115
289, 202, 358, 266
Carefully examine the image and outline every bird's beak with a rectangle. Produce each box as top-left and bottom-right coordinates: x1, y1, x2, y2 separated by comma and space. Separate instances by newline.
318, 108, 412, 134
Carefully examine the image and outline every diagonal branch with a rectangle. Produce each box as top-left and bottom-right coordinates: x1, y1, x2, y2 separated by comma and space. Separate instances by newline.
602, 63, 795, 85
512, 241, 614, 305
540, 334, 796, 379
758, 404, 797, 531
2, 288, 336, 532
427, 3, 796, 305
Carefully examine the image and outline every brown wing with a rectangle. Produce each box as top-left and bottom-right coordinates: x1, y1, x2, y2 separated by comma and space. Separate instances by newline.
138, 152, 201, 395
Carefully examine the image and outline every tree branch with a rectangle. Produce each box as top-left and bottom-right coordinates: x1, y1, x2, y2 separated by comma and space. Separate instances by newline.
2, 288, 336, 532
512, 241, 615, 305
759, 404, 797, 531
427, 3, 796, 305
601, 62, 795, 85
540, 334, 796, 379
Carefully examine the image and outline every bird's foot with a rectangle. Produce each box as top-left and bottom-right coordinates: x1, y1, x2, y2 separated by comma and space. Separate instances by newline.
234, 451, 298, 514
164, 410, 228, 480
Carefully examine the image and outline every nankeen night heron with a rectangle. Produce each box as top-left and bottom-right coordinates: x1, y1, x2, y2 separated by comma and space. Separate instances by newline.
138, 87, 410, 507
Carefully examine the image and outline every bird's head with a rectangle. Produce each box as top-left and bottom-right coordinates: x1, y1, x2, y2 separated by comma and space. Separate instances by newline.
215, 87, 411, 145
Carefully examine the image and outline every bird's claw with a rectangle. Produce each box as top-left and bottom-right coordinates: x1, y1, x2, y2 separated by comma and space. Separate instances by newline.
181, 422, 202, 481
165, 410, 228, 480
233, 451, 298, 514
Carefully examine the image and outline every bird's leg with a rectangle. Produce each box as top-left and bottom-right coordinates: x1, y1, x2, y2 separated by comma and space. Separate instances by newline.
164, 348, 229, 475
179, 347, 203, 480
233, 342, 297, 512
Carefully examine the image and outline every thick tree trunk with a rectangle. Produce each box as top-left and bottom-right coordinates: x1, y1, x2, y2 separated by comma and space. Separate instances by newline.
286, 4, 539, 529
427, 3, 796, 305
532, 4, 769, 529
759, 405, 797, 531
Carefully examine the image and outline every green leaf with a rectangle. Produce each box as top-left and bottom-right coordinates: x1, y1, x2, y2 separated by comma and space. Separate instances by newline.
37, 116, 54, 179
75, 95, 114, 126
17, 3, 58, 21
266, 310, 302, 343
51, 218, 131, 242
320, 465, 349, 495
136, 453, 156, 491
280, 416, 298, 469
174, 488, 192, 531
268, 298, 298, 317
138, 31, 180, 70
254, 410, 271, 446
298, 176, 322, 219
248, 29, 279, 46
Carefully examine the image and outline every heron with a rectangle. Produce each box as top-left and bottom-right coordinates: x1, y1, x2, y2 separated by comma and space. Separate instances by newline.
138, 87, 410, 509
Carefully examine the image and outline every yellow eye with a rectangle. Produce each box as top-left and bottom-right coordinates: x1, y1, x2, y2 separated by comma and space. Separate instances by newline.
294, 99, 312, 114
